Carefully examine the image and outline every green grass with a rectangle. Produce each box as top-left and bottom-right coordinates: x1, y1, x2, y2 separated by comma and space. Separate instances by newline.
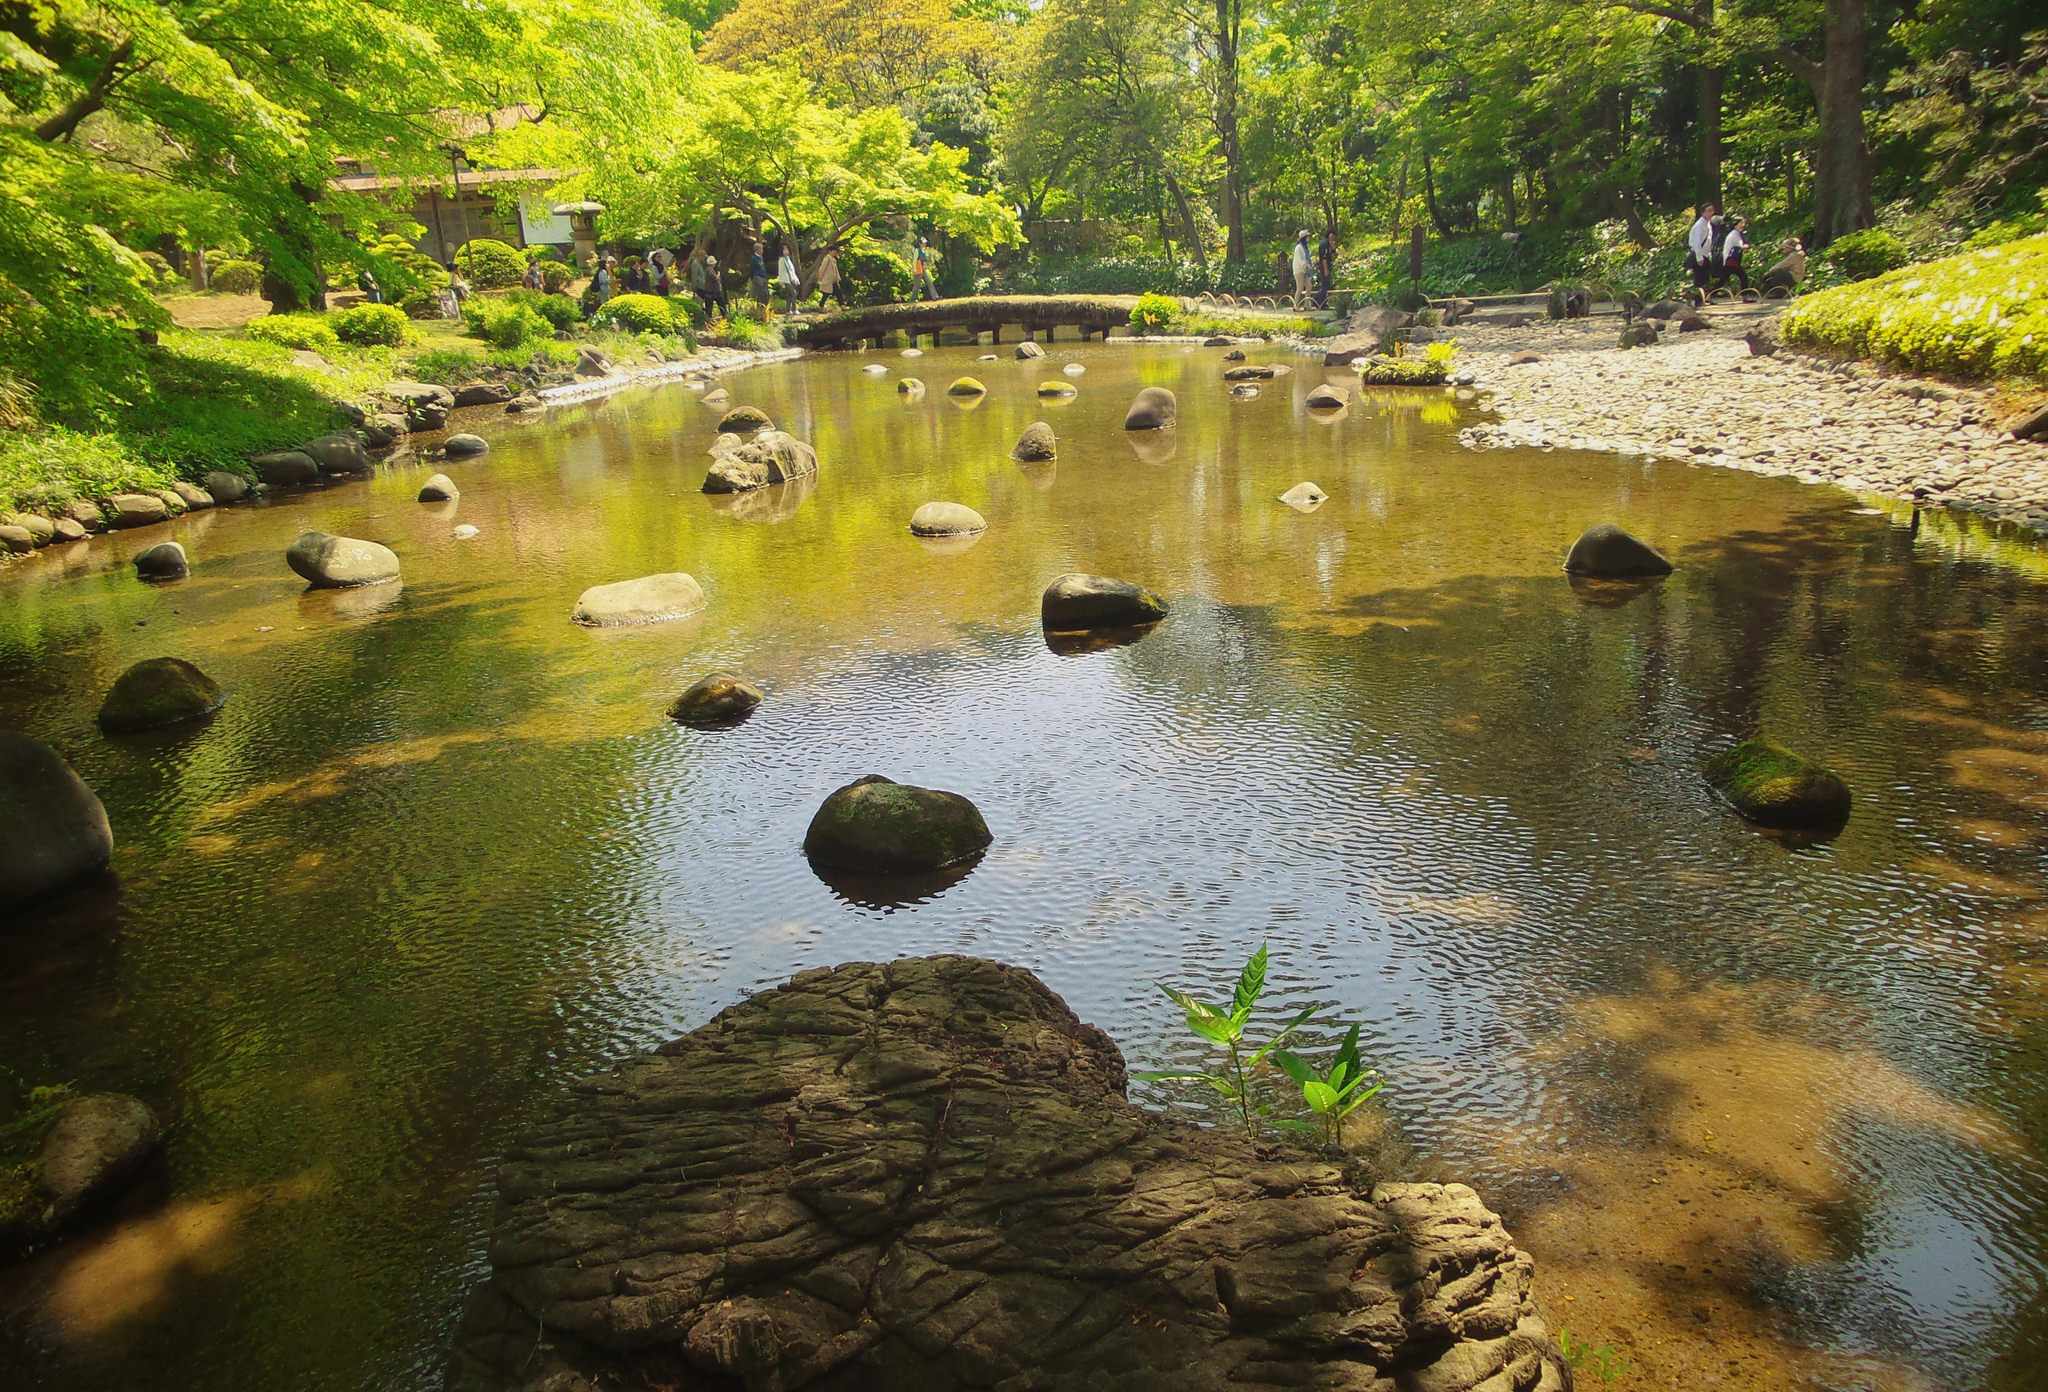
1782, 233, 2048, 384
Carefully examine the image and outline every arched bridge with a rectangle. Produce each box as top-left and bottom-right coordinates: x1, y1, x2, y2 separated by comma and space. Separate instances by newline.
789, 295, 1138, 350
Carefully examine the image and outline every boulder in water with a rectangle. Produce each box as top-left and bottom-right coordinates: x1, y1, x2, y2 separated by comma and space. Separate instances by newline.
1015, 340, 1045, 359
571, 573, 706, 627
1042, 572, 1168, 630
286, 531, 401, 588
1123, 386, 1177, 431
27, 1093, 160, 1239
1222, 348, 1247, 361
803, 775, 992, 874
97, 657, 223, 734
1705, 739, 1852, 830
251, 451, 319, 486
1563, 524, 1673, 578
668, 672, 763, 728
703, 431, 818, 493
1036, 380, 1077, 398
716, 406, 773, 436
304, 433, 370, 474
1229, 383, 1260, 399
1062, 362, 1085, 375
1305, 382, 1351, 410
132, 542, 188, 581
1280, 481, 1328, 510
103, 493, 169, 529
1224, 364, 1277, 381
441, 955, 1568, 1392
452, 524, 480, 540
1010, 421, 1057, 462
862, 363, 889, 375
418, 473, 459, 502
444, 433, 489, 457
947, 376, 986, 396
453, 382, 512, 407
0, 732, 113, 909
897, 377, 926, 396
909, 502, 987, 537
900, 347, 923, 357
203, 470, 251, 503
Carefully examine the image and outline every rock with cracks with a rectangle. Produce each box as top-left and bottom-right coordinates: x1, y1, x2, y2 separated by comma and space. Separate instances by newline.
443, 955, 1569, 1392
0, 732, 113, 910
97, 657, 223, 733
703, 432, 819, 494
802, 776, 992, 874
1562, 524, 1673, 579
1042, 573, 1168, 631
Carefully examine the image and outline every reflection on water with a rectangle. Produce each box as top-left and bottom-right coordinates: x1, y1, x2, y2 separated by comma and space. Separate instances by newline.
4, 344, 2048, 1389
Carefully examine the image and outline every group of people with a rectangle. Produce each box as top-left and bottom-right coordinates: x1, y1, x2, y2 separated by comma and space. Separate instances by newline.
1686, 202, 1751, 295
1290, 229, 1341, 308
582, 238, 866, 317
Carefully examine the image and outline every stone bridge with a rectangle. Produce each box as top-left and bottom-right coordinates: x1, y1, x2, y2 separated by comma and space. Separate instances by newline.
790, 294, 1139, 349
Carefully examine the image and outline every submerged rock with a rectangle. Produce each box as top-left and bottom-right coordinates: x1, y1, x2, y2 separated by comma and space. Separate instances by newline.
1123, 386, 1177, 431
1042, 572, 1168, 631
804, 775, 992, 873
444, 433, 489, 457
1562, 524, 1673, 578
132, 541, 188, 581
1705, 739, 1852, 830
0, 1092, 161, 1255
909, 502, 987, 536
1229, 383, 1261, 399
442, 955, 1567, 1392
947, 376, 986, 396
1015, 340, 1045, 359
571, 573, 706, 627
417, 473, 459, 502
703, 431, 818, 493
452, 524, 480, 540
97, 658, 223, 733
0, 731, 113, 909
862, 363, 889, 375
716, 406, 773, 436
1224, 364, 1277, 381
287, 531, 401, 588
1010, 421, 1057, 462
1063, 362, 1085, 376
668, 672, 763, 728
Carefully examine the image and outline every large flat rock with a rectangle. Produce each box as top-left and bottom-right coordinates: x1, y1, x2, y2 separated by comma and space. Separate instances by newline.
445, 956, 1567, 1392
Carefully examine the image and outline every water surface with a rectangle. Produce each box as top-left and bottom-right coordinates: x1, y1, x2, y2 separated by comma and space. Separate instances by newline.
3, 344, 2048, 1390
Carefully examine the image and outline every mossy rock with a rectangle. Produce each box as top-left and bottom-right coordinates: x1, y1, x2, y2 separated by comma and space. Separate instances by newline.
1041, 573, 1168, 631
668, 672, 763, 728
717, 407, 773, 435
1563, 524, 1672, 578
1705, 739, 1852, 830
98, 657, 224, 734
803, 775, 992, 874
0, 732, 113, 909
947, 377, 987, 396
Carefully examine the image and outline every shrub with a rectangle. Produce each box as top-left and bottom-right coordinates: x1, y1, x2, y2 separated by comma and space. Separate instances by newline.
410, 349, 491, 385
839, 244, 911, 304
363, 233, 448, 302
1781, 233, 2048, 382
462, 297, 551, 349
1821, 228, 1912, 281
505, 288, 579, 332
540, 260, 574, 293
399, 288, 442, 319
245, 314, 341, 352
209, 259, 263, 295
1354, 358, 1448, 385
594, 292, 674, 334
331, 301, 410, 347
1130, 292, 1178, 334
138, 250, 178, 288
455, 238, 530, 290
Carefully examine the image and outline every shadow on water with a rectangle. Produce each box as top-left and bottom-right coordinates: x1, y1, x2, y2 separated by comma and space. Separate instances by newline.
809, 857, 985, 911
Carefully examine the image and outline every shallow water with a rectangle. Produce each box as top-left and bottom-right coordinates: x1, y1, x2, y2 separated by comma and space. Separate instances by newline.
4, 343, 2048, 1390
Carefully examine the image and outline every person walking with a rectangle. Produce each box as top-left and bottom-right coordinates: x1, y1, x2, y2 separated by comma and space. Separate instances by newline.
910, 236, 938, 301
748, 240, 770, 308
1687, 203, 1717, 300
1290, 230, 1313, 304
1714, 216, 1751, 294
704, 254, 728, 316
776, 244, 801, 313
688, 247, 709, 308
814, 246, 843, 308
591, 257, 613, 305
357, 265, 382, 304
1316, 230, 1337, 310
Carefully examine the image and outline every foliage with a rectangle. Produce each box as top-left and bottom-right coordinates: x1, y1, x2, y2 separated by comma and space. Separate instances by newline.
1355, 358, 1450, 385
0, 1082, 76, 1242
363, 232, 448, 303
505, 288, 580, 332
840, 243, 913, 303
1781, 234, 2048, 382
1819, 228, 1912, 281
701, 0, 1001, 111
456, 239, 531, 291
245, 315, 340, 353
1003, 254, 1280, 298
708, 311, 784, 352
593, 292, 678, 335
209, 259, 265, 295
541, 260, 576, 293
1133, 945, 1317, 1138
138, 249, 178, 287
1423, 340, 1461, 368
1129, 293, 1178, 334
0, 427, 174, 513
1555, 1328, 1632, 1384
1167, 307, 1320, 339
463, 297, 552, 349
399, 289, 443, 320
1274, 1023, 1382, 1151
332, 303, 411, 347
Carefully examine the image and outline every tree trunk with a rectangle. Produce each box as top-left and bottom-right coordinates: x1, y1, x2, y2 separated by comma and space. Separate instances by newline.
1164, 169, 1209, 277
1811, 0, 1873, 245
1699, 64, 1724, 204
1420, 147, 1455, 241
262, 180, 330, 314
1388, 156, 1410, 240
1502, 175, 1518, 231
1214, 0, 1246, 263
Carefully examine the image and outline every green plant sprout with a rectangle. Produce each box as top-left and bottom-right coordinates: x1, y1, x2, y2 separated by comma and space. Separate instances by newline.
1133, 944, 1316, 1137
1556, 1326, 1632, 1384
1274, 1022, 1383, 1150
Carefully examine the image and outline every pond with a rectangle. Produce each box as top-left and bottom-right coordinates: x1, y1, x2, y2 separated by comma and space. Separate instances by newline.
3, 343, 2047, 1390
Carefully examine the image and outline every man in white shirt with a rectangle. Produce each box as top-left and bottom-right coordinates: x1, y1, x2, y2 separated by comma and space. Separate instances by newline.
1290, 231, 1313, 301
1687, 204, 1718, 298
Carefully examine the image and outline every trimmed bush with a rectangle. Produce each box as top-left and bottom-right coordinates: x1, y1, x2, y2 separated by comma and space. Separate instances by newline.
1781, 233, 2048, 383
595, 292, 675, 334
840, 245, 911, 305
209, 259, 263, 295
462, 297, 551, 349
455, 238, 529, 290
1820, 228, 1912, 282
540, 260, 574, 293
505, 288, 579, 331
1129, 292, 1177, 334
399, 288, 441, 319
332, 301, 411, 347
138, 250, 179, 288
245, 315, 341, 352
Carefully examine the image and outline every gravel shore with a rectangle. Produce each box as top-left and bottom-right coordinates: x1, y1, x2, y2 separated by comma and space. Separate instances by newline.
1449, 305, 2048, 532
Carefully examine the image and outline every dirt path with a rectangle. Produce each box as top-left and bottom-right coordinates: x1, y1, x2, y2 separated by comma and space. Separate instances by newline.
1450, 306, 2048, 532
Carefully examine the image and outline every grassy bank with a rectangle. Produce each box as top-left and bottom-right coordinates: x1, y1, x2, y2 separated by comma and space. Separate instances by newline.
1781, 233, 2048, 385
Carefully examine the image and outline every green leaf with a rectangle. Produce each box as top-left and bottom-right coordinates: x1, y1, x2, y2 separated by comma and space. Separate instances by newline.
1231, 944, 1269, 1019
1159, 984, 1221, 1023
1273, 1049, 1316, 1086
1187, 1014, 1237, 1046
1303, 1080, 1340, 1114
1247, 1006, 1319, 1068
1131, 1069, 1218, 1083
1335, 1079, 1385, 1118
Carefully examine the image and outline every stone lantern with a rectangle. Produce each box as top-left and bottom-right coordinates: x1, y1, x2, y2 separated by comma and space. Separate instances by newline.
552, 202, 604, 271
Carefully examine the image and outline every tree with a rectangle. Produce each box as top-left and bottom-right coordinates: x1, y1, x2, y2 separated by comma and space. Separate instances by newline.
700, 0, 1004, 112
